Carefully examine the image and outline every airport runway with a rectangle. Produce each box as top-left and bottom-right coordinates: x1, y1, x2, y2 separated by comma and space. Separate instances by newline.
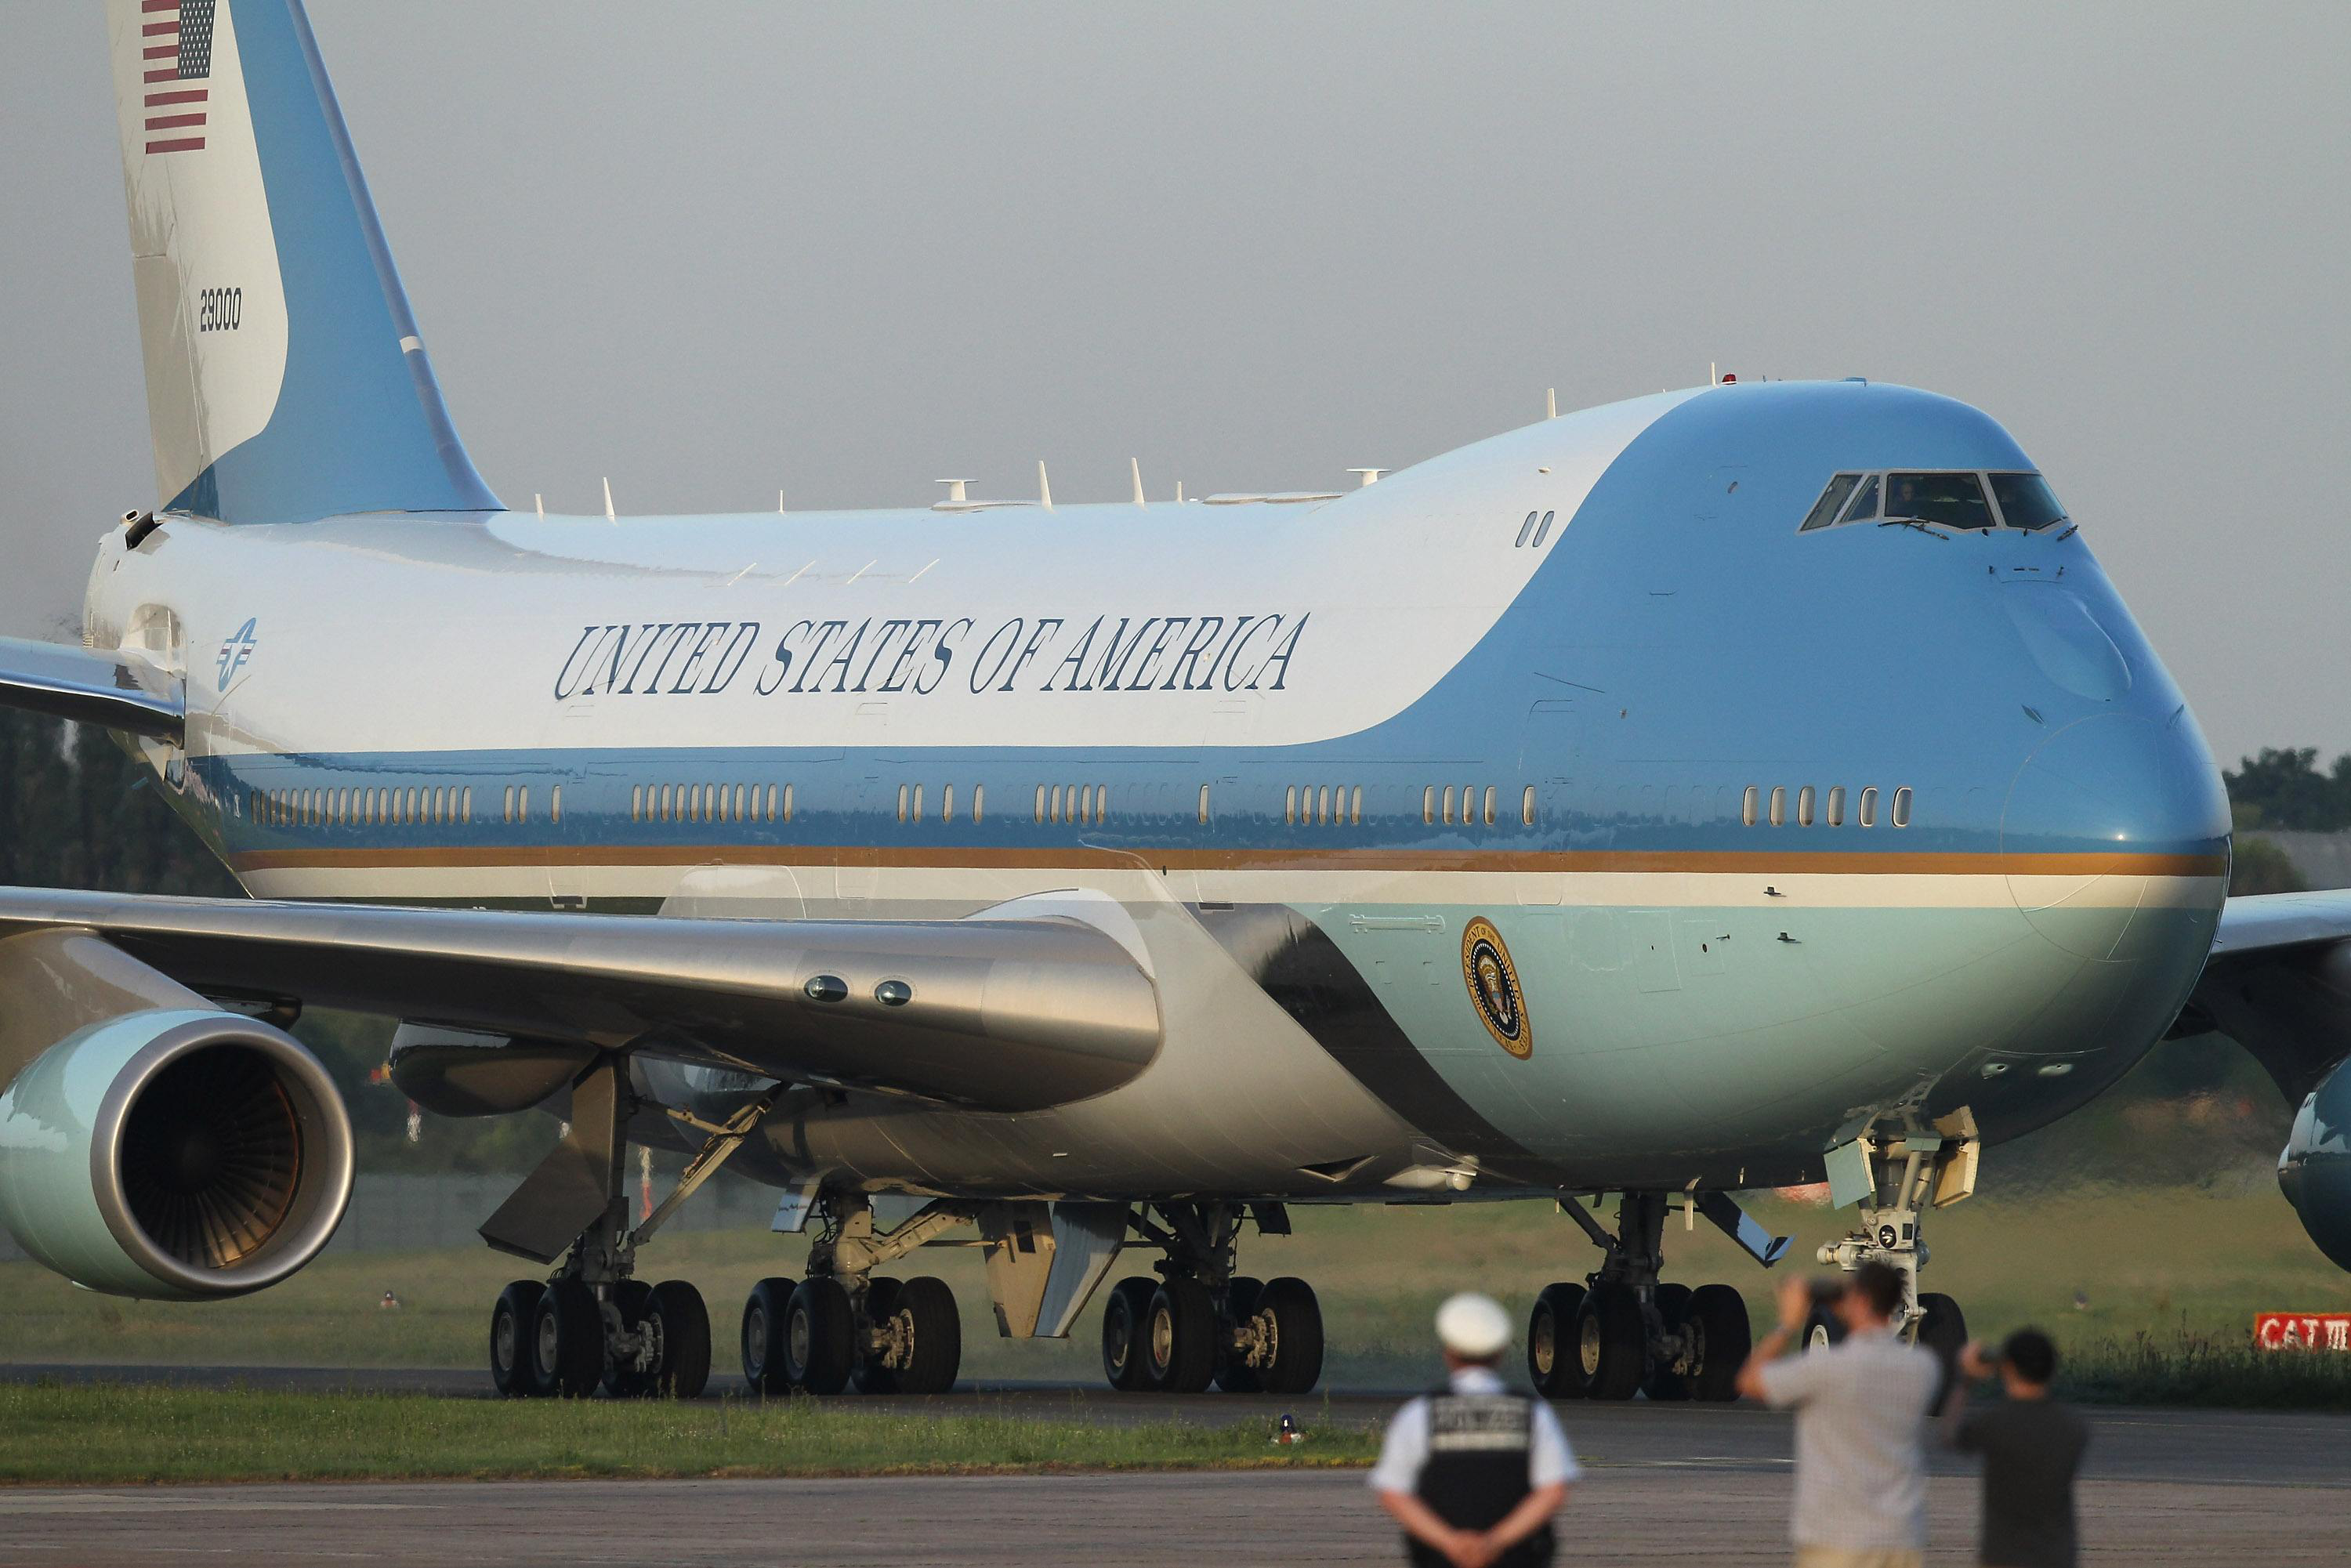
5, 1368, 2348, 1566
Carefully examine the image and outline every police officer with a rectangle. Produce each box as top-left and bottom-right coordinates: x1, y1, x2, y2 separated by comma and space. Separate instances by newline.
1371, 1292, 1578, 1568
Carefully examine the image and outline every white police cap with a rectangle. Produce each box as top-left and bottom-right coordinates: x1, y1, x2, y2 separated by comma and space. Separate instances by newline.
1435, 1291, 1512, 1359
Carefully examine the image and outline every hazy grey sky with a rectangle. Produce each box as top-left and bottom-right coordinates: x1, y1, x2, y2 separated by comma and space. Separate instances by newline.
3, 2, 2345, 766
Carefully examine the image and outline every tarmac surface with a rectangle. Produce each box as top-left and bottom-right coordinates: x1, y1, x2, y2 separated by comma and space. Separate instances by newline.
5, 1367, 2349, 1566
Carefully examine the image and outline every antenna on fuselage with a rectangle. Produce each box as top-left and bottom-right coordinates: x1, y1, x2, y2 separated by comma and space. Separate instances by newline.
1545, 388, 1557, 420
1176, 480, 1185, 503
1038, 461, 1053, 511
534, 493, 544, 519
1131, 458, 1147, 509
603, 477, 616, 523
777, 489, 786, 514
1347, 468, 1385, 487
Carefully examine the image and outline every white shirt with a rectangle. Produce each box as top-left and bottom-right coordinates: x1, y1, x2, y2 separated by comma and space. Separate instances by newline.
1755, 1324, 1940, 1550
1368, 1365, 1579, 1494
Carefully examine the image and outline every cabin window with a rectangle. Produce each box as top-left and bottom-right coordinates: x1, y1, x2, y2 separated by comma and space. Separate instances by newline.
1800, 473, 1864, 531
549, 785, 560, 824
777, 783, 790, 822
462, 786, 473, 824
517, 786, 528, 824
1885, 472, 1991, 531
504, 785, 516, 824
1285, 786, 1298, 825
897, 783, 909, 823
1522, 785, 1537, 825
1483, 786, 1498, 826
969, 783, 982, 823
1840, 475, 1881, 524
1054, 784, 1067, 824
630, 784, 643, 822
1514, 511, 1538, 547
1827, 785, 1845, 827
914, 784, 926, 823
1797, 785, 1815, 827
1893, 785, 1913, 827
1423, 785, 1436, 824
1859, 786, 1878, 827
1034, 784, 1046, 824
1530, 509, 1556, 547
940, 784, 955, 822
1769, 786, 1786, 827
1318, 786, 1331, 825
1988, 473, 2068, 532
1442, 785, 1455, 825
1199, 783, 1212, 824
1351, 785, 1364, 825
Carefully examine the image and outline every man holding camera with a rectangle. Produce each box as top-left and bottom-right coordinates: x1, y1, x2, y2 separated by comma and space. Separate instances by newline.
1735, 1262, 1942, 1568
1941, 1328, 2089, 1568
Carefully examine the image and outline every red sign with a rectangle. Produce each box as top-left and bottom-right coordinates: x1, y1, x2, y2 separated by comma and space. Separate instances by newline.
2256, 1313, 2351, 1352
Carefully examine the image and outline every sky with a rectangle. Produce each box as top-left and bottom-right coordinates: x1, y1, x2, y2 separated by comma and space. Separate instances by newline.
2, 2, 2345, 768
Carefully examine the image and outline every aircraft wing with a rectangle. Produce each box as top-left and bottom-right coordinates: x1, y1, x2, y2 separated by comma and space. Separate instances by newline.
0, 636, 184, 744
0, 888, 1161, 1113
2177, 890, 2351, 1101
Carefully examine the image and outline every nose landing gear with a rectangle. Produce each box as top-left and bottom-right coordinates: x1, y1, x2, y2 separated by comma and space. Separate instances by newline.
1813, 1115, 1980, 1394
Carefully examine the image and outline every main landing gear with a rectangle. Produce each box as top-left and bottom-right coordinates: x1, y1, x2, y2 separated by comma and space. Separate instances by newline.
1099, 1202, 1324, 1395
1527, 1191, 1773, 1403
741, 1193, 965, 1396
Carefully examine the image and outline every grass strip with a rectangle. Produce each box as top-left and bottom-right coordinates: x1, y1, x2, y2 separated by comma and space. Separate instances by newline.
0, 1382, 1378, 1486
2055, 1330, 2351, 1410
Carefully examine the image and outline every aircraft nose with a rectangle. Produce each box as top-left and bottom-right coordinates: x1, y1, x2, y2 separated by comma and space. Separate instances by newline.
2001, 709, 2231, 954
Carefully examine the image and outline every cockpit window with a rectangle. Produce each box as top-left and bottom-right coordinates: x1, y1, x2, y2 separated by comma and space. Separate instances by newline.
1883, 472, 1991, 531
1839, 474, 1880, 524
1800, 473, 1864, 531
1988, 472, 2068, 531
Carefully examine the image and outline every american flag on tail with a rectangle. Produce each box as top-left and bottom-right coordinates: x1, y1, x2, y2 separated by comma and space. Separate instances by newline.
141, 0, 216, 155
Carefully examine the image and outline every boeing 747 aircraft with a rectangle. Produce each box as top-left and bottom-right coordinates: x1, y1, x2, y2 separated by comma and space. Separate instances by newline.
2, 0, 2348, 1404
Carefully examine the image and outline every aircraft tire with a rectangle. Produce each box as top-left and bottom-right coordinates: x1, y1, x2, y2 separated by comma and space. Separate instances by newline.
1215, 1276, 1266, 1393
1100, 1276, 1158, 1391
1578, 1281, 1646, 1402
853, 1276, 905, 1394
1255, 1276, 1324, 1396
741, 1276, 799, 1396
891, 1276, 962, 1395
490, 1280, 545, 1398
1682, 1283, 1751, 1402
1147, 1277, 1217, 1394
1803, 1305, 1846, 1352
784, 1276, 857, 1396
1643, 1283, 1694, 1402
650, 1279, 711, 1399
603, 1279, 657, 1397
1527, 1282, 1587, 1399
533, 1278, 604, 1399
1917, 1291, 1968, 1411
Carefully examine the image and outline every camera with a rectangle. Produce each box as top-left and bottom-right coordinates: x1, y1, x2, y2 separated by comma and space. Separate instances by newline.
1806, 1276, 1848, 1307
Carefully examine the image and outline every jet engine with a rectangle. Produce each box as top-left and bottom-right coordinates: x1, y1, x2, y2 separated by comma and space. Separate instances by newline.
0, 933, 353, 1300
2280, 1059, 2351, 1273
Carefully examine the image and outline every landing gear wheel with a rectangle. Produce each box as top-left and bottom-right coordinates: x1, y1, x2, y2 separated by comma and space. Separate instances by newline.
603, 1279, 656, 1397
1682, 1283, 1751, 1402
1917, 1291, 1968, 1411
1803, 1305, 1847, 1353
741, 1276, 799, 1396
1100, 1276, 1158, 1392
1577, 1281, 1646, 1402
531, 1277, 603, 1398
887, 1276, 962, 1395
1146, 1277, 1216, 1393
784, 1276, 856, 1395
649, 1279, 709, 1398
1215, 1276, 1266, 1393
1253, 1276, 1324, 1396
490, 1280, 545, 1397
853, 1276, 904, 1394
1644, 1284, 1694, 1402
1527, 1282, 1587, 1399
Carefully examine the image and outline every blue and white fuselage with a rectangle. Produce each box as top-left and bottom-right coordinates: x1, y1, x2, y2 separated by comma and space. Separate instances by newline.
86, 378, 2232, 1202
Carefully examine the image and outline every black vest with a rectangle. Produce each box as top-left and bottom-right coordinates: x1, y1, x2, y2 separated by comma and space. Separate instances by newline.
1405, 1387, 1557, 1568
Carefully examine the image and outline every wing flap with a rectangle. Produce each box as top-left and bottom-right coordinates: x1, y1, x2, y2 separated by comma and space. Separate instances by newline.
0, 889, 1162, 1113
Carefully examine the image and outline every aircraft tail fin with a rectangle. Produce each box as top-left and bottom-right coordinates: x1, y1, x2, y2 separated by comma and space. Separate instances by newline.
105, 0, 499, 523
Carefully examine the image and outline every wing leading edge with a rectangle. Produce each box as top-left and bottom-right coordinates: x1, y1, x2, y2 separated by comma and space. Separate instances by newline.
0, 636, 183, 744
0, 889, 1161, 1113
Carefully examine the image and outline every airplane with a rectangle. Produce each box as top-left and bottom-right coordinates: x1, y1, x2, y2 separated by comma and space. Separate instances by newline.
2, 0, 2348, 1407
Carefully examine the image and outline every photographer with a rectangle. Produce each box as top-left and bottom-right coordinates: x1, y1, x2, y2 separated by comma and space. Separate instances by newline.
1735, 1264, 1941, 1568
1940, 1329, 2089, 1568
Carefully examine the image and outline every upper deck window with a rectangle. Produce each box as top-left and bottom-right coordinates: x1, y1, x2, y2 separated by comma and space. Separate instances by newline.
1988, 473, 2068, 532
1884, 472, 1991, 531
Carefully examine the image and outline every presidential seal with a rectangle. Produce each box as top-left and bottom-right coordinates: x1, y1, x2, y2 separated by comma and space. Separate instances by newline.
1461, 916, 1531, 1058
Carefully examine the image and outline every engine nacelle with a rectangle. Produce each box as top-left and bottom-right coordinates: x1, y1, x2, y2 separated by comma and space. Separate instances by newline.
0, 1007, 353, 1299
2280, 1058, 2351, 1273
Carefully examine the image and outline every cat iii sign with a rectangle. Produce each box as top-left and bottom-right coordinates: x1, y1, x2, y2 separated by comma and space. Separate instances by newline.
2256, 1313, 2351, 1351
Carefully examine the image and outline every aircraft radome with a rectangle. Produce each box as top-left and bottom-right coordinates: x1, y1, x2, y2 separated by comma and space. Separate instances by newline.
3, 0, 2349, 1403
